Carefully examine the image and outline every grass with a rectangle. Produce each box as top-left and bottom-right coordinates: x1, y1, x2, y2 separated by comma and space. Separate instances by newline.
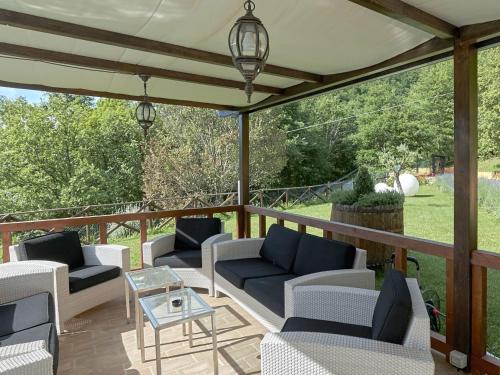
479, 157, 500, 172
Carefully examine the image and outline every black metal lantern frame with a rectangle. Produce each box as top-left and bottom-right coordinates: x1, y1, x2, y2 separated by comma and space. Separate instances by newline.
135, 75, 156, 137
228, 0, 270, 103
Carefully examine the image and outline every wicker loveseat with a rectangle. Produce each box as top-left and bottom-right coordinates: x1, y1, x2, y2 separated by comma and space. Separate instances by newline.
214, 224, 374, 331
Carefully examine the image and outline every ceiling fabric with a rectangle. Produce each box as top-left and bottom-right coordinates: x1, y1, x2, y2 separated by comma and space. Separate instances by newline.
0, 0, 499, 108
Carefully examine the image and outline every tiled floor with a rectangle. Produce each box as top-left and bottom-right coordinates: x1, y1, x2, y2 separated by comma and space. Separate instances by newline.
58, 291, 458, 374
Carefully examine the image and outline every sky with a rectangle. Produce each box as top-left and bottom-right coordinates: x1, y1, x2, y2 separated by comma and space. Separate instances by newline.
0, 87, 44, 103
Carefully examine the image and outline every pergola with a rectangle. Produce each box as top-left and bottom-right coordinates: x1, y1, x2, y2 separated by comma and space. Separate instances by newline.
0, 1, 499, 373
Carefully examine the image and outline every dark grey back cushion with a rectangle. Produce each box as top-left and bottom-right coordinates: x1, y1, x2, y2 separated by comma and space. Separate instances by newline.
174, 218, 222, 251
259, 224, 302, 271
372, 269, 412, 344
293, 233, 356, 275
22, 231, 84, 270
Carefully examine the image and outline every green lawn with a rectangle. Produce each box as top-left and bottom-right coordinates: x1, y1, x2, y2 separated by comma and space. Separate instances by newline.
479, 157, 500, 172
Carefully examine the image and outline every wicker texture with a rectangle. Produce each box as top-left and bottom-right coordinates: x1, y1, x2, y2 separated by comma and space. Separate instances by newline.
261, 280, 434, 375
9, 244, 129, 331
213, 238, 264, 262
142, 225, 231, 296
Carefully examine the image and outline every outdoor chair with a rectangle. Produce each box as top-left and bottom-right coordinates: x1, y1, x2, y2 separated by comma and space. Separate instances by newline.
260, 269, 434, 375
214, 224, 374, 331
142, 217, 231, 296
0, 262, 59, 375
9, 231, 130, 331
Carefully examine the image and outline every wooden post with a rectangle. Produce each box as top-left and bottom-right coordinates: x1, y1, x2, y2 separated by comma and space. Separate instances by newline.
140, 220, 147, 268
471, 264, 487, 373
453, 39, 478, 357
323, 230, 333, 240
245, 212, 251, 238
277, 218, 284, 226
238, 112, 250, 206
298, 224, 306, 233
259, 215, 266, 238
237, 207, 245, 239
394, 247, 408, 274
2, 231, 11, 263
446, 257, 455, 355
99, 223, 108, 244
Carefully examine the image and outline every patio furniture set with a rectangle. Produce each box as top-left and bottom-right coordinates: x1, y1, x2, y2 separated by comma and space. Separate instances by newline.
0, 217, 434, 374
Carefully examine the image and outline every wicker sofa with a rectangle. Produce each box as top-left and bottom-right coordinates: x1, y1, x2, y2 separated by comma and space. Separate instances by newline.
0, 262, 59, 375
143, 217, 231, 296
9, 231, 130, 331
260, 270, 434, 375
214, 224, 374, 331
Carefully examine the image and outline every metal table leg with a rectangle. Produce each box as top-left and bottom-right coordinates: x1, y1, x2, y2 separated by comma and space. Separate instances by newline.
135, 291, 140, 349
211, 314, 218, 375
139, 304, 145, 363
125, 279, 131, 322
155, 329, 161, 375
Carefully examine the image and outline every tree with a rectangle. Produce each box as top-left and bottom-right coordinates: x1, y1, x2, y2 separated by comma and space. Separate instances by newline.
377, 144, 419, 192
143, 106, 287, 202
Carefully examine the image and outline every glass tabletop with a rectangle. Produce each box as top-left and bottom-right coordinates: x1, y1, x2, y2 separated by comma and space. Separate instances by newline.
125, 265, 182, 292
139, 288, 214, 329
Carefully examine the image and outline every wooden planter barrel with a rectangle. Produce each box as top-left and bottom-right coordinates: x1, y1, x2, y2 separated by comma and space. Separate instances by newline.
330, 204, 404, 267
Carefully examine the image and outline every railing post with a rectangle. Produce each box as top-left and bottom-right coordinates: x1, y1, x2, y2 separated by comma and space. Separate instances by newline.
471, 264, 487, 374
258, 215, 266, 238
245, 211, 251, 238
237, 207, 245, 239
394, 247, 408, 274
323, 230, 332, 240
99, 223, 108, 244
277, 218, 284, 226
139, 219, 147, 268
298, 224, 306, 233
446, 258, 455, 356
2, 231, 11, 263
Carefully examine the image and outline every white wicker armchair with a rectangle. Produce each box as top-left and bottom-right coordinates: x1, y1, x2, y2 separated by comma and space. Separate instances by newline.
260, 279, 434, 375
214, 238, 374, 331
142, 223, 231, 296
0, 263, 57, 375
9, 243, 130, 331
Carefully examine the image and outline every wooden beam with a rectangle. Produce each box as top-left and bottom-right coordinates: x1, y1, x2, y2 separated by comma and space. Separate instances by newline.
0, 42, 283, 96
244, 37, 453, 112
347, 0, 458, 39
460, 19, 500, 44
238, 113, 250, 206
0, 80, 236, 111
453, 39, 478, 356
0, 9, 322, 83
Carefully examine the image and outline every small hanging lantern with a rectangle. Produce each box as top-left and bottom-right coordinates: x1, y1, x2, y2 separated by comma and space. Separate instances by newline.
135, 75, 156, 137
228, 0, 269, 103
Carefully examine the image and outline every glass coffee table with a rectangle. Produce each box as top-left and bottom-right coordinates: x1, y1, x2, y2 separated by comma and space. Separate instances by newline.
125, 266, 184, 348
138, 288, 218, 375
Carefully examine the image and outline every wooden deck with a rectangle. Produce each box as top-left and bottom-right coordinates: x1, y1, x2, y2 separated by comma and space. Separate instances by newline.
58, 291, 458, 375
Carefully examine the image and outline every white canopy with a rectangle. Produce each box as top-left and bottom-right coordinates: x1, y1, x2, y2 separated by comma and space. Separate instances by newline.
0, 0, 499, 109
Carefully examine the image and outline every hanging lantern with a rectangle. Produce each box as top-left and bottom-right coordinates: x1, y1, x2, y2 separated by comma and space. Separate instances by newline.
135, 75, 156, 137
228, 0, 269, 103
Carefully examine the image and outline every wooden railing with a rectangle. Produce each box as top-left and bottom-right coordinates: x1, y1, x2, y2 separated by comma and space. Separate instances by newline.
0, 203, 498, 374
0, 205, 243, 266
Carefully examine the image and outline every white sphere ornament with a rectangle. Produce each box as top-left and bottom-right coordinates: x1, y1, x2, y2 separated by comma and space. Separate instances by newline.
375, 183, 390, 193
394, 173, 420, 196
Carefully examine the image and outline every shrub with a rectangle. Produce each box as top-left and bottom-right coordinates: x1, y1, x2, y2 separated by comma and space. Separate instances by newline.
331, 190, 358, 206
353, 167, 374, 197
354, 191, 405, 207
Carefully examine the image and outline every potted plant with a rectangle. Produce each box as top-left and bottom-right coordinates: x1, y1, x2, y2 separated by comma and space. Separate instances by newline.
330, 167, 405, 267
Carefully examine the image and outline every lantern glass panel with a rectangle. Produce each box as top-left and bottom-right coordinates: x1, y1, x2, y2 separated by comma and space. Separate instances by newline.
229, 26, 239, 56
239, 22, 257, 56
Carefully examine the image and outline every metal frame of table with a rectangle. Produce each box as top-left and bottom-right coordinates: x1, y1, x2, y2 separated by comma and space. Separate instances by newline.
138, 288, 218, 375
124, 266, 184, 349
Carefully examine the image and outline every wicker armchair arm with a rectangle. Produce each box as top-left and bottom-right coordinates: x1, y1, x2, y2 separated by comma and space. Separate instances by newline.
214, 238, 264, 262
142, 233, 176, 267
202, 233, 232, 271
261, 332, 434, 375
0, 341, 53, 375
287, 285, 379, 325
82, 244, 130, 271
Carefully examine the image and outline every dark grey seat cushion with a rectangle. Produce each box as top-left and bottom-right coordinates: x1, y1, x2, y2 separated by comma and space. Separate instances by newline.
0, 322, 58, 372
21, 231, 84, 270
259, 224, 302, 272
244, 274, 297, 317
293, 233, 356, 276
175, 218, 222, 251
0, 292, 55, 337
154, 250, 202, 268
371, 269, 412, 344
282, 317, 372, 339
215, 258, 288, 289
68, 265, 121, 294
